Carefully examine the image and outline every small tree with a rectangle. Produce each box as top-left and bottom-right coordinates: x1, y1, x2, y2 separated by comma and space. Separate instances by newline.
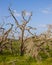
9, 8, 36, 56
0, 23, 13, 53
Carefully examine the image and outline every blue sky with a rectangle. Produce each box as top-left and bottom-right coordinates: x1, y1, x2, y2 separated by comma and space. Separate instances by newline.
0, 0, 52, 34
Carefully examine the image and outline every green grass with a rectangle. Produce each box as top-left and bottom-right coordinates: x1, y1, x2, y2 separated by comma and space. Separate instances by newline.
0, 54, 52, 65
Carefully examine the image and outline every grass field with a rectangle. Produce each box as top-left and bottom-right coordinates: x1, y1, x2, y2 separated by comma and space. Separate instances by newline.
0, 53, 52, 65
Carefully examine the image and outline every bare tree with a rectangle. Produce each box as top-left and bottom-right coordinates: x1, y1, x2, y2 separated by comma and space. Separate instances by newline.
46, 24, 52, 38
0, 23, 13, 53
8, 8, 36, 56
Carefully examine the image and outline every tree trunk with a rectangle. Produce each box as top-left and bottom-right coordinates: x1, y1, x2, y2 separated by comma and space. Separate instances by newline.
20, 30, 24, 56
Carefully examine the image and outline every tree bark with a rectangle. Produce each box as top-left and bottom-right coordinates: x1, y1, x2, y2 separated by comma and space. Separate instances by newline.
20, 30, 24, 56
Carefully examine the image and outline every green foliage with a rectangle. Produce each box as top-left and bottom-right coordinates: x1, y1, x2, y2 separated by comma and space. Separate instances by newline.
39, 51, 48, 60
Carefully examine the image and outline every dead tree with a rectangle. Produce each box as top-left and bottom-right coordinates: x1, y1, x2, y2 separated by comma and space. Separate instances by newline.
45, 24, 52, 38
0, 23, 13, 53
9, 8, 36, 56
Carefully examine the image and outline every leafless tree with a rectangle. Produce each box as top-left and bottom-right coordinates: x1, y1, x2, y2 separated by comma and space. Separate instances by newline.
46, 24, 52, 38
0, 23, 13, 53
8, 8, 36, 56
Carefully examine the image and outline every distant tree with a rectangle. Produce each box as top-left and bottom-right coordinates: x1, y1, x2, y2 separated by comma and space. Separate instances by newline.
46, 24, 52, 38
0, 23, 13, 53
9, 8, 36, 56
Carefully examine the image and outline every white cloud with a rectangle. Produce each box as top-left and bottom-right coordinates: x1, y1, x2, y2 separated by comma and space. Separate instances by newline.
42, 10, 49, 14
37, 24, 46, 28
13, 10, 21, 17
26, 12, 31, 16
41, 6, 52, 14
22, 10, 32, 16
